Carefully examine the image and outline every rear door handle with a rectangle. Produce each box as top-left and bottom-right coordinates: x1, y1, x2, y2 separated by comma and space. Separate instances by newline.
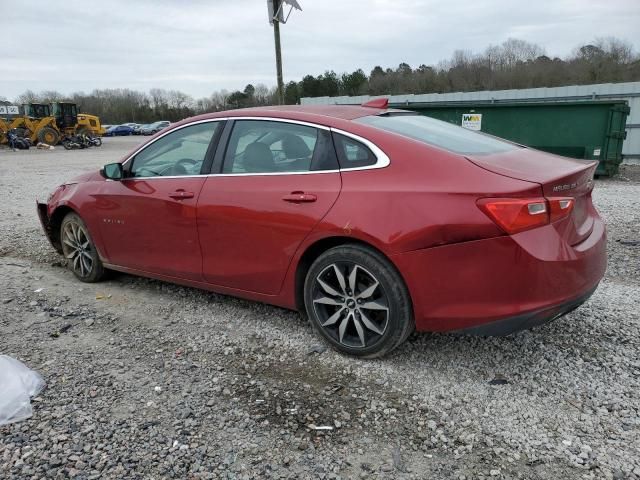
282, 192, 317, 203
169, 190, 195, 200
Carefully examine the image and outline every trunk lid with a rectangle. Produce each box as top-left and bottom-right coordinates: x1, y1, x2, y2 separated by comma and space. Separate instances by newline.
467, 148, 598, 245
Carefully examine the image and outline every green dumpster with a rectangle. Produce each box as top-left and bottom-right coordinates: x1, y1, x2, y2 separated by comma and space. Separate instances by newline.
395, 100, 629, 177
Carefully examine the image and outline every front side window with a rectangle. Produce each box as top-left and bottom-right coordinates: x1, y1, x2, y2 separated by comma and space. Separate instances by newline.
130, 122, 220, 177
223, 120, 337, 174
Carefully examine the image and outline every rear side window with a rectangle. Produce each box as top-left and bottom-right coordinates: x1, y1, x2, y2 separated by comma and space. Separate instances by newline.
356, 114, 517, 155
222, 120, 338, 174
332, 133, 377, 168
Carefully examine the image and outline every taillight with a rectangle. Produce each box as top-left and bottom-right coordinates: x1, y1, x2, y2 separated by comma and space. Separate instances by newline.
477, 198, 548, 234
478, 196, 574, 235
548, 197, 574, 222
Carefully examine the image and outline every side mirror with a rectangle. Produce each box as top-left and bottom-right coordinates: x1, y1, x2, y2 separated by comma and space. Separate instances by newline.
101, 162, 124, 180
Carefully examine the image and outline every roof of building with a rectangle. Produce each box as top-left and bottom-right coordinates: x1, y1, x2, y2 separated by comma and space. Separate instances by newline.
301, 81, 640, 107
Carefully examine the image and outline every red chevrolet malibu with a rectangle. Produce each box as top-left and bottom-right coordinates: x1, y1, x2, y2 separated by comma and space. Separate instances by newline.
37, 102, 606, 357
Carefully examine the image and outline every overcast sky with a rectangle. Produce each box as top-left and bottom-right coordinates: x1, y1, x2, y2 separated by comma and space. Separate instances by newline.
1, 0, 639, 101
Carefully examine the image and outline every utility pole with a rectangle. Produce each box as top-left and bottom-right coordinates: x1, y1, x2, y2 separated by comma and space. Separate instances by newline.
272, 0, 285, 105
268, 0, 301, 105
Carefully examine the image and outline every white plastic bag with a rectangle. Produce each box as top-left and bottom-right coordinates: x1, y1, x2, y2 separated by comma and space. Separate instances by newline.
0, 355, 45, 425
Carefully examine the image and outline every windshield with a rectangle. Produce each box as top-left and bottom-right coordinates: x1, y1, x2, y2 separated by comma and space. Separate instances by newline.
356, 114, 518, 155
62, 104, 77, 115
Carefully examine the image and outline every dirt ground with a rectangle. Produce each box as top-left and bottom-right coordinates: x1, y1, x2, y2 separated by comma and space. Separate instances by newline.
0, 139, 639, 479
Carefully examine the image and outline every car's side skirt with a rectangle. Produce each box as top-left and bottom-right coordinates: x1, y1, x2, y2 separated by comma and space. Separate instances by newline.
102, 262, 297, 311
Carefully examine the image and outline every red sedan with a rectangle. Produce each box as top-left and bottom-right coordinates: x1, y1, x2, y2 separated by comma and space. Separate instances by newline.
37, 102, 606, 357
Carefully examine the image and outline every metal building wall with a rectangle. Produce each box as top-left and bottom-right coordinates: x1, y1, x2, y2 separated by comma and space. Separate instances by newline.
301, 82, 640, 162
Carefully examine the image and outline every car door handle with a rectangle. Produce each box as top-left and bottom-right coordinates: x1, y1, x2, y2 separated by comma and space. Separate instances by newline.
169, 190, 195, 200
282, 192, 317, 203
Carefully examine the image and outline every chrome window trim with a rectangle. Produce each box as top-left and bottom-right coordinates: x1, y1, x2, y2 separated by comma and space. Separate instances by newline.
120, 171, 342, 180
207, 169, 341, 177
229, 116, 331, 131
120, 116, 390, 180
119, 175, 210, 181
330, 127, 391, 171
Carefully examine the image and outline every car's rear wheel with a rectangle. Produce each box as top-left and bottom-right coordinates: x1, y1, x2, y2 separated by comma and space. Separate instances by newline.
60, 213, 105, 282
304, 244, 413, 358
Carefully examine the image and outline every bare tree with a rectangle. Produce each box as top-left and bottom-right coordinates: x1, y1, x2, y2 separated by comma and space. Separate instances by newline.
9, 36, 637, 121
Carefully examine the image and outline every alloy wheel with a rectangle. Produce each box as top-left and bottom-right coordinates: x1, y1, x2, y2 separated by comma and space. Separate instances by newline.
61, 221, 94, 278
311, 262, 389, 348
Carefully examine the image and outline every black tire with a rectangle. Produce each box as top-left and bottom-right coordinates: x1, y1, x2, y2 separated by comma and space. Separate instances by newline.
37, 127, 59, 145
92, 137, 102, 147
60, 213, 106, 283
304, 244, 414, 358
62, 140, 73, 150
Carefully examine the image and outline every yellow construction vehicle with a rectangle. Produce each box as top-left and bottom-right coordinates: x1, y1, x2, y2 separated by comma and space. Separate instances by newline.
0, 120, 11, 144
0, 104, 61, 145
18, 104, 60, 145
0, 118, 18, 143
51, 102, 106, 137
1, 102, 106, 145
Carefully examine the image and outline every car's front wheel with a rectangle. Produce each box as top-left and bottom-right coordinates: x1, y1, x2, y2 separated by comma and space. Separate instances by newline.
304, 244, 414, 358
60, 212, 105, 282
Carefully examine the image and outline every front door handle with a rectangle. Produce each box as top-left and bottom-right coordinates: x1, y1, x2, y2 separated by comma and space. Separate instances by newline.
282, 192, 317, 203
169, 190, 195, 200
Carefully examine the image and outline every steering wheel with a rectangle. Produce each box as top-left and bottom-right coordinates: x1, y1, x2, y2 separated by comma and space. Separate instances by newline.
166, 158, 199, 176
176, 158, 198, 168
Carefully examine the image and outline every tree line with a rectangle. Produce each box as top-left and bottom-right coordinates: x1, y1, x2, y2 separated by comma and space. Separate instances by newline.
3, 37, 639, 124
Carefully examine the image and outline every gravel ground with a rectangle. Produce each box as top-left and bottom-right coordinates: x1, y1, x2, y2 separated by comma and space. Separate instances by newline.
0, 139, 639, 479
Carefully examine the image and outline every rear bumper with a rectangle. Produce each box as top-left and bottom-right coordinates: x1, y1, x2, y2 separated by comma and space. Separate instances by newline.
453, 285, 597, 335
392, 216, 607, 333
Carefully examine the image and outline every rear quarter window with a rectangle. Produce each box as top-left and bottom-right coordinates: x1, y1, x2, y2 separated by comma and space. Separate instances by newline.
332, 133, 377, 169
356, 114, 517, 155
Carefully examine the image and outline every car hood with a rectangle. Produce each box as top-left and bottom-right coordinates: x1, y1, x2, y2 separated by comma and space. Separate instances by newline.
64, 170, 101, 185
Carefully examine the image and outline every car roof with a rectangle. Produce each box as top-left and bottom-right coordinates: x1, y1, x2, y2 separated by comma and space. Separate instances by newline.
182, 105, 409, 128
239, 105, 387, 120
